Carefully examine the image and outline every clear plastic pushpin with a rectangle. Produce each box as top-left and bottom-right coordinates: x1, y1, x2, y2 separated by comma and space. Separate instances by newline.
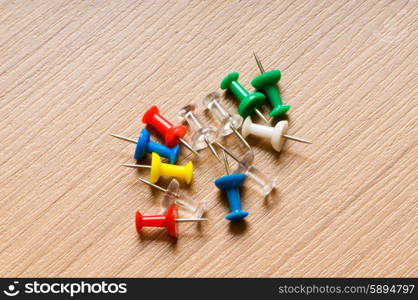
178, 104, 221, 161
203, 92, 251, 150
138, 178, 207, 218
215, 143, 277, 196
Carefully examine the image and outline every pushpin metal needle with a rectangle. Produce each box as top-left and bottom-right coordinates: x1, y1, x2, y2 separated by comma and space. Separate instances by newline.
204, 136, 221, 162
252, 52, 273, 124
178, 138, 200, 156
176, 218, 208, 222
123, 163, 151, 169
138, 177, 180, 197
222, 150, 230, 175
214, 142, 242, 165
254, 108, 271, 126
253, 52, 266, 74
230, 124, 252, 150
139, 178, 207, 218
110, 134, 137, 144
282, 134, 312, 144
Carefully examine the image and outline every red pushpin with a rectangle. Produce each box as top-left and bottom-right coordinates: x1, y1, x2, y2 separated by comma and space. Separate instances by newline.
135, 205, 207, 238
143, 106, 199, 156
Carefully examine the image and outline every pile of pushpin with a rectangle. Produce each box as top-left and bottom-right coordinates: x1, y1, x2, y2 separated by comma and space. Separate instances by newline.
112, 53, 311, 238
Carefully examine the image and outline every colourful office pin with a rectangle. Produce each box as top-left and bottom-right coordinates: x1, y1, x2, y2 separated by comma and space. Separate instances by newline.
216, 143, 277, 196
135, 204, 207, 238
221, 72, 270, 125
203, 92, 251, 150
251, 53, 291, 118
214, 150, 248, 221
178, 104, 221, 161
111, 129, 180, 164
138, 178, 207, 218
142, 106, 199, 156
242, 117, 312, 152
123, 153, 193, 184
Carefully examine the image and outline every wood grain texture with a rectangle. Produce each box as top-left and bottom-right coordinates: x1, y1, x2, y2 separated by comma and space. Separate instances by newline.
0, 0, 416, 277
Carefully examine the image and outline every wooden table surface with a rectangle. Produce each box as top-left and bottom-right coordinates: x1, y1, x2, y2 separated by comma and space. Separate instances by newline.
0, 0, 416, 278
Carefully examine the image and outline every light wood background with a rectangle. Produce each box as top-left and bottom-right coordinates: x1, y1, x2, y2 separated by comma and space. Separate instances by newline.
0, 0, 416, 278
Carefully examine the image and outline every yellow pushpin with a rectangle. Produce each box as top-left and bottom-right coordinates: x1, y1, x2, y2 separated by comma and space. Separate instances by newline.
122, 153, 193, 184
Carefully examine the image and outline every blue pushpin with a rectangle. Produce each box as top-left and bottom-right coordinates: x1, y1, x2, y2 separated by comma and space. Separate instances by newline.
111, 129, 180, 164
214, 150, 248, 221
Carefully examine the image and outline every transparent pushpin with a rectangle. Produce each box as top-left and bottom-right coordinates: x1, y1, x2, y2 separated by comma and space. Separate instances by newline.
138, 178, 207, 218
178, 104, 221, 162
215, 143, 277, 196
203, 92, 251, 150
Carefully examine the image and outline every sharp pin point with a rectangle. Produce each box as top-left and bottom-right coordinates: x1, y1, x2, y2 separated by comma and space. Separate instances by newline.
179, 138, 199, 156
282, 134, 312, 144
110, 134, 137, 144
222, 149, 230, 175
230, 124, 251, 150
253, 52, 265, 74
121, 163, 152, 169
204, 137, 221, 162
214, 142, 241, 164
175, 218, 208, 222
254, 108, 271, 126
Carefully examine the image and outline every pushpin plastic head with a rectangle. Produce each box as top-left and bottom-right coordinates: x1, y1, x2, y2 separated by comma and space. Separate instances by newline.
143, 106, 187, 148
178, 104, 218, 151
134, 128, 180, 164
242, 117, 288, 152
215, 173, 248, 221
221, 72, 266, 118
234, 151, 277, 196
135, 204, 178, 237
203, 92, 243, 136
150, 153, 193, 184
161, 179, 207, 218
251, 70, 291, 118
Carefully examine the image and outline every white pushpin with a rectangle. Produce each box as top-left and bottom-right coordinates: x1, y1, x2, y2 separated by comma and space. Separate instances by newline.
203, 92, 251, 150
215, 143, 277, 196
241, 117, 312, 152
178, 104, 221, 161
138, 178, 207, 218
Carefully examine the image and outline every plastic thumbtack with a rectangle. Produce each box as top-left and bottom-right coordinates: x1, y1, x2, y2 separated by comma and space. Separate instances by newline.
139, 178, 207, 218
111, 129, 180, 164
142, 105, 198, 156
178, 104, 221, 162
242, 117, 312, 152
215, 173, 248, 221
251, 52, 291, 118
123, 153, 193, 184
220, 72, 270, 125
215, 143, 277, 197
203, 92, 251, 150
135, 204, 207, 238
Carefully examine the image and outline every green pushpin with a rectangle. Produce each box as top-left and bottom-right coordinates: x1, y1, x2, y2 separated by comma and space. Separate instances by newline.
220, 72, 270, 125
251, 53, 291, 118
